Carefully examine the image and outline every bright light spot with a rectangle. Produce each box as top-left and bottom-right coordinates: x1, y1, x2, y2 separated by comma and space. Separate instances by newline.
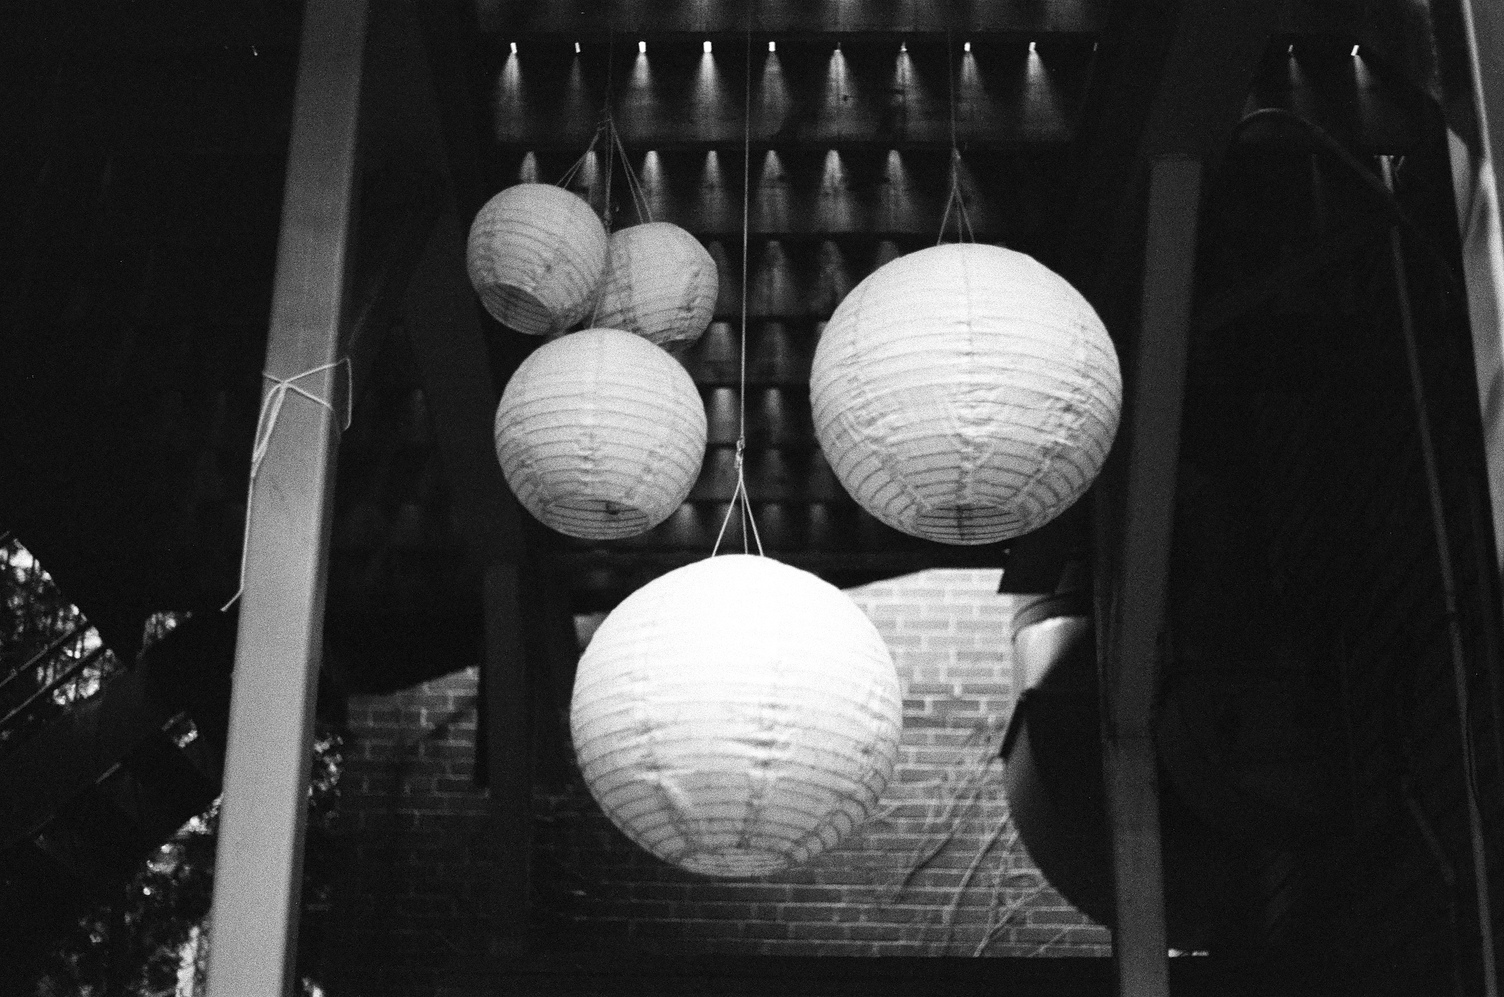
963, 41, 971, 53
703, 40, 712, 54
1028, 40, 1037, 54
768, 40, 776, 53
574, 41, 581, 54
1351, 44, 1360, 57
899, 41, 907, 53
638, 40, 646, 55
1287, 43, 1295, 55
509, 41, 517, 55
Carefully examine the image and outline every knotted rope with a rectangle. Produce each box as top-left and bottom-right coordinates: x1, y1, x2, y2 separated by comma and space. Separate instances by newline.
221, 359, 352, 611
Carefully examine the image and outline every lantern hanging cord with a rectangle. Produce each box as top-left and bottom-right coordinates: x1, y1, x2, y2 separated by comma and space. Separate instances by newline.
608, 118, 654, 224
936, 32, 975, 246
713, 8, 764, 558
557, 126, 602, 190
591, 33, 620, 230
221, 359, 352, 611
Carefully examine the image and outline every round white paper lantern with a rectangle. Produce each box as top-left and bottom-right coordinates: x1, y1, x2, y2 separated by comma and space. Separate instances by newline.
594, 222, 719, 351
494, 328, 706, 539
810, 243, 1122, 545
466, 183, 608, 336
571, 555, 902, 878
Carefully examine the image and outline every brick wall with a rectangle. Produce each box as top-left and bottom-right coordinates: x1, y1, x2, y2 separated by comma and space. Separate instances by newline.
319, 569, 1109, 995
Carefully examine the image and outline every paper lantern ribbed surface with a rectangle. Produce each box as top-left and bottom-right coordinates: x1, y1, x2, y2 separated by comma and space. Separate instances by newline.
571, 555, 902, 878
466, 183, 608, 336
810, 243, 1122, 545
594, 222, 719, 351
494, 328, 705, 539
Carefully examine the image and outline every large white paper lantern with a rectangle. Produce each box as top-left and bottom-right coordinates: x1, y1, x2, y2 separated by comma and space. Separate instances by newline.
494, 328, 706, 539
571, 555, 902, 878
810, 243, 1122, 545
594, 222, 719, 351
466, 183, 608, 336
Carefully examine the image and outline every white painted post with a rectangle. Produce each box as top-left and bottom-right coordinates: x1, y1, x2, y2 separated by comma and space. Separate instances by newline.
204, 0, 367, 993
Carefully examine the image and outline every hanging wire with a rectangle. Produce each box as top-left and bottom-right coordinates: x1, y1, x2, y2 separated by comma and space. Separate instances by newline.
601, 119, 616, 229
712, 8, 764, 558
557, 125, 603, 189
609, 119, 654, 224
596, 31, 619, 228
936, 31, 975, 246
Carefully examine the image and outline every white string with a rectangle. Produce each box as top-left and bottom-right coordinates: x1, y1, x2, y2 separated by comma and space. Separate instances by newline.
557, 126, 603, 189
711, 441, 765, 557
711, 14, 764, 558
609, 118, 654, 224
221, 359, 353, 611
936, 150, 976, 246
936, 34, 976, 246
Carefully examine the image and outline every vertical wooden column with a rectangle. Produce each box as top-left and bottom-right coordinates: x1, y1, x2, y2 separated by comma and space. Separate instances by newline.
1098, 154, 1202, 997
482, 562, 533, 953
204, 1, 367, 994
1447, 0, 1504, 579
403, 213, 533, 954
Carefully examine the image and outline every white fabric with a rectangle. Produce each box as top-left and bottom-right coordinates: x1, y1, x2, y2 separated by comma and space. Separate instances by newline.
494, 328, 706, 539
810, 243, 1122, 545
467, 183, 608, 336
595, 222, 719, 351
571, 555, 902, 878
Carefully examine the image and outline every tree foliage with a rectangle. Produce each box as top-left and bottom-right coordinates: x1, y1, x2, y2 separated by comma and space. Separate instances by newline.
1, 539, 344, 996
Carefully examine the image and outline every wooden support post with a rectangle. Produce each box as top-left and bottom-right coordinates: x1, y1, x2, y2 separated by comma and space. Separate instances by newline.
1446, 0, 1504, 582
1098, 154, 1202, 997
204, 1, 366, 993
369, 0, 538, 951
403, 213, 533, 953
482, 561, 533, 953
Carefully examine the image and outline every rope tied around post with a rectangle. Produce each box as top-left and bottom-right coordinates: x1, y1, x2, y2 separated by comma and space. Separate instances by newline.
222, 359, 353, 611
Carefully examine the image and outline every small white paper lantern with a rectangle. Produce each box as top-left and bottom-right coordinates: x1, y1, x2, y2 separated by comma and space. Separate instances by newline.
494, 328, 706, 539
810, 243, 1122, 545
466, 183, 608, 336
594, 222, 719, 351
571, 555, 902, 878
